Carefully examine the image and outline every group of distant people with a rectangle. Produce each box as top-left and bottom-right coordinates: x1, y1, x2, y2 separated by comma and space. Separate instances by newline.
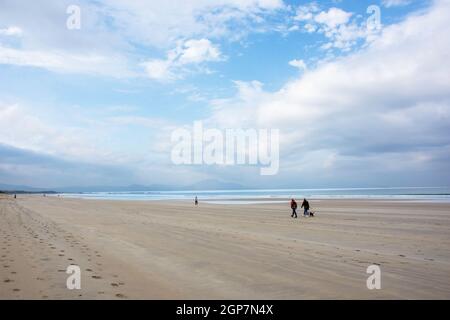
290, 198, 314, 218
193, 195, 315, 219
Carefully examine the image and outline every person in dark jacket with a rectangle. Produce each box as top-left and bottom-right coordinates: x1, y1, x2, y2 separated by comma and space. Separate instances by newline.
290, 199, 298, 218
301, 198, 310, 216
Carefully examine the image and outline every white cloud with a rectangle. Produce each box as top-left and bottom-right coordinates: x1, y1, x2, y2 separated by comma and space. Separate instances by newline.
294, 3, 319, 21
0, 26, 22, 36
304, 23, 317, 33
208, 80, 269, 127
293, 5, 381, 53
0, 45, 134, 77
288, 59, 307, 71
142, 59, 175, 81
142, 38, 223, 81
178, 39, 222, 64
314, 7, 352, 29
0, 103, 99, 160
382, 0, 411, 8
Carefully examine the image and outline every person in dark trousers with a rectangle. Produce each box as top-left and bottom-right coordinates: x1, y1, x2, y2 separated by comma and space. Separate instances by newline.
301, 198, 310, 216
194, 196, 198, 206
290, 199, 298, 218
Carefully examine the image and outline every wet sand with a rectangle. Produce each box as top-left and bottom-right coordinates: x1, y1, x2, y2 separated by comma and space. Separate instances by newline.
1, 195, 449, 299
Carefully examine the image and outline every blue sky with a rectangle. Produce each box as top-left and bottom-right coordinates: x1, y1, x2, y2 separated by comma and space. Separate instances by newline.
1, 0, 449, 189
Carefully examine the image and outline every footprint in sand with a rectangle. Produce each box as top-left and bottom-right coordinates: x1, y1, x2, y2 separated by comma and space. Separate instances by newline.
92, 275, 102, 279
115, 293, 126, 298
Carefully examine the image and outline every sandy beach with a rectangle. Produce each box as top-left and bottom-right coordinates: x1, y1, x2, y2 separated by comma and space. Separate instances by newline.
1, 194, 449, 299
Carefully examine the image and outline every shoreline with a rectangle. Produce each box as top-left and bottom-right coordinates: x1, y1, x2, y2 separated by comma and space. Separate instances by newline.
55, 195, 450, 204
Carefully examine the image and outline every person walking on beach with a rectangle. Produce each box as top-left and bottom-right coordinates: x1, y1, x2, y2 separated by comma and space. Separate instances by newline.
290, 199, 298, 218
301, 198, 310, 217
195, 196, 198, 206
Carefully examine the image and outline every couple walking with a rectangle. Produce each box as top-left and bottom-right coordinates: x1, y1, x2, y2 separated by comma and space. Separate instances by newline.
290, 198, 312, 218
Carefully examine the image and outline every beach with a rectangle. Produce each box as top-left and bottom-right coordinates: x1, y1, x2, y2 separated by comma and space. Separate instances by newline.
1, 194, 450, 299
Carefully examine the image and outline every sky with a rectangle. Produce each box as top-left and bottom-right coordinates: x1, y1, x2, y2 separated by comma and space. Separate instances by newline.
0, 0, 449, 189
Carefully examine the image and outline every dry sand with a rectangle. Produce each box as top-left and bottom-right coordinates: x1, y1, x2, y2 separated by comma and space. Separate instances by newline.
1, 194, 449, 299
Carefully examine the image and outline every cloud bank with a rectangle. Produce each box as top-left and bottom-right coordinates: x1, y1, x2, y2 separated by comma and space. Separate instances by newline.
205, 0, 450, 186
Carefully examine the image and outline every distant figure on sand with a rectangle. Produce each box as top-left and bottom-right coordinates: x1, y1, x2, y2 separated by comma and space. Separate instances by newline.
195, 196, 198, 206
14, 194, 16, 199
301, 198, 310, 217
290, 199, 298, 218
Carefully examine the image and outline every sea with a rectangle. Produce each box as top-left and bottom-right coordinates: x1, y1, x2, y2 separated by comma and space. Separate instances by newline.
57, 186, 450, 204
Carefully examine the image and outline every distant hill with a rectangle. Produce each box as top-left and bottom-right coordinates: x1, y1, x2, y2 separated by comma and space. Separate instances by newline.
0, 184, 57, 194
0, 179, 247, 193
0, 183, 56, 193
